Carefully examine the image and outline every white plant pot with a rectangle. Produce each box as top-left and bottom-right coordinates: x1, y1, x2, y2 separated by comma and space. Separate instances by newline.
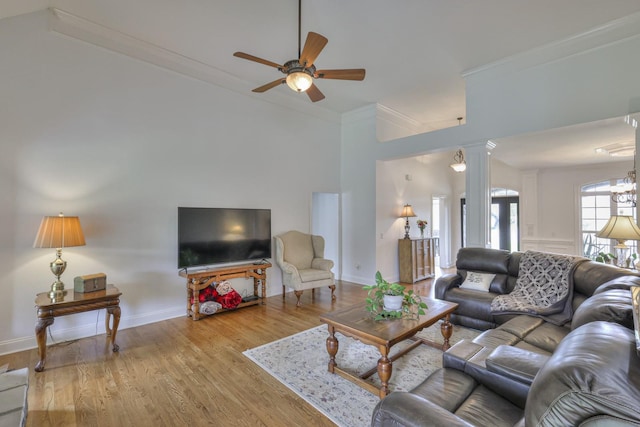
383, 294, 403, 312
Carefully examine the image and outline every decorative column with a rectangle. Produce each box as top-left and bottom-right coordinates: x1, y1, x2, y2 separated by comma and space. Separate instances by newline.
464, 142, 494, 248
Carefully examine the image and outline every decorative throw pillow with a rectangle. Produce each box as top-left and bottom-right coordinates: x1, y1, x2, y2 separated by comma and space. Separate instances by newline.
460, 271, 496, 292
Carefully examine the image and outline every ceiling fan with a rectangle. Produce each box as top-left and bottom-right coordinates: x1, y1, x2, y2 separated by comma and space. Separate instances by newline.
233, 0, 365, 102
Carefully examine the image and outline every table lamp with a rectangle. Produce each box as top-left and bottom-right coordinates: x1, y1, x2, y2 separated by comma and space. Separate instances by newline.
400, 204, 417, 239
596, 215, 640, 268
33, 213, 86, 299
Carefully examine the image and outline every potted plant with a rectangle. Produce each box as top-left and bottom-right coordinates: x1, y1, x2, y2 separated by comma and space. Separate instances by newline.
595, 252, 616, 264
363, 271, 428, 320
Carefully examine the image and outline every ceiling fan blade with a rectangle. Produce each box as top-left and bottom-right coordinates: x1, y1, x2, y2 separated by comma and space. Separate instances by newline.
299, 32, 328, 68
315, 69, 366, 81
233, 52, 283, 70
306, 83, 325, 102
252, 79, 285, 93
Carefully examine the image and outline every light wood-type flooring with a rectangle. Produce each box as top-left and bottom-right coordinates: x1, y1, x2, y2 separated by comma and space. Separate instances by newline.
0, 276, 438, 427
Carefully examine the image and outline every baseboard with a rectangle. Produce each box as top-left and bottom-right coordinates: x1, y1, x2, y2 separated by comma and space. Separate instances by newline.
0, 305, 185, 357
340, 273, 368, 285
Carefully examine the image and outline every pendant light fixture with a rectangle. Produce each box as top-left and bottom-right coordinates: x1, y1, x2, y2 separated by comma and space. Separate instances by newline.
450, 149, 466, 172
450, 118, 467, 172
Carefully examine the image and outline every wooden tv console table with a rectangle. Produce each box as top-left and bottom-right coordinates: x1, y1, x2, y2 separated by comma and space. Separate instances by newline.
180, 262, 271, 320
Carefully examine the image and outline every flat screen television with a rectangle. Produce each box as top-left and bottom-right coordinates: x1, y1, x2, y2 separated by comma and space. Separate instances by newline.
178, 207, 271, 269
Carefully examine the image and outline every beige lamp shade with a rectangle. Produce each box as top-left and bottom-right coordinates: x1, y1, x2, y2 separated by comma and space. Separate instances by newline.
33, 213, 85, 299
596, 215, 640, 268
400, 204, 417, 218
596, 215, 640, 242
33, 214, 86, 249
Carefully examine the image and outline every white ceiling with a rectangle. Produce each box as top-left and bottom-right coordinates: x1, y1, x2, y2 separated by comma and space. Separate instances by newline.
3, 0, 640, 168
492, 114, 639, 170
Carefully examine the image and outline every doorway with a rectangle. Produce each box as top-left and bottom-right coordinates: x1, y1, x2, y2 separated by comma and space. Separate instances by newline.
460, 189, 520, 251
490, 196, 519, 251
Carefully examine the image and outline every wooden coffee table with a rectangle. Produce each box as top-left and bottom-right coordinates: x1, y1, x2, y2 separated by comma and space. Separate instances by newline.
319, 298, 458, 398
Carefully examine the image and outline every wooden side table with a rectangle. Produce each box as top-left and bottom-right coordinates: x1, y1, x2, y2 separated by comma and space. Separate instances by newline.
34, 284, 122, 372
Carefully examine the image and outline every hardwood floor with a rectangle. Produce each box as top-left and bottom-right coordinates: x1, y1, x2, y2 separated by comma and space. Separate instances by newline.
0, 276, 439, 427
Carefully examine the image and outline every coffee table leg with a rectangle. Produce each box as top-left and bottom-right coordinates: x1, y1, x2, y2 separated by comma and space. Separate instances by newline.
441, 314, 453, 351
377, 346, 392, 398
326, 325, 338, 373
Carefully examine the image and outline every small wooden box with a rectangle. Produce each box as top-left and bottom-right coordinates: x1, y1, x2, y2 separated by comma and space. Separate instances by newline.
74, 273, 107, 293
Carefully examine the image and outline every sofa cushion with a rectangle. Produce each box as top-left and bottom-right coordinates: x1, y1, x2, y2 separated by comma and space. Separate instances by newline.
444, 288, 498, 323
279, 231, 314, 269
572, 260, 637, 298
472, 315, 566, 355
298, 268, 332, 282
485, 345, 549, 386
456, 247, 510, 274
519, 321, 569, 353
571, 289, 634, 330
410, 368, 524, 427
456, 248, 510, 294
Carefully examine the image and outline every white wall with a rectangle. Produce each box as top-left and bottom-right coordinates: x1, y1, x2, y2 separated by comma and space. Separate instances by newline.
522, 160, 632, 254
375, 152, 453, 282
0, 12, 341, 354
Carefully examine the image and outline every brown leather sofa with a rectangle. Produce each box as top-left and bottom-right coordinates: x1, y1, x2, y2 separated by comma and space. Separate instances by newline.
433, 247, 637, 330
371, 248, 640, 426
371, 320, 640, 426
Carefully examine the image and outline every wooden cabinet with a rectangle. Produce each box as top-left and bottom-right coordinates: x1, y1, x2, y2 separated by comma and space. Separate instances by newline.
398, 238, 435, 283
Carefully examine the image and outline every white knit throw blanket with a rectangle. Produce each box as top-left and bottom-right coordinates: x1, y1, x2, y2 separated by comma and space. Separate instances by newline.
491, 251, 586, 325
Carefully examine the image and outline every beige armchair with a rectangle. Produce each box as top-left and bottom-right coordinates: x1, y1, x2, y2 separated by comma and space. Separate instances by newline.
274, 230, 336, 306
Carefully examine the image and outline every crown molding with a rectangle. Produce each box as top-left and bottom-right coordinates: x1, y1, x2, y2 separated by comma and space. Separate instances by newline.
463, 11, 640, 79
341, 104, 377, 125
47, 8, 340, 124
376, 104, 423, 133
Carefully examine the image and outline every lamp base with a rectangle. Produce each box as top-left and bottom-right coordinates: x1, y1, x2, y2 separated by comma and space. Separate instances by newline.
404, 219, 411, 239
614, 244, 630, 268
49, 280, 67, 300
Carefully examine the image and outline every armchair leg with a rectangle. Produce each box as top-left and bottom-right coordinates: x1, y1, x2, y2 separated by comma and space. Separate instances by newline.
329, 284, 336, 301
294, 290, 303, 307
282, 285, 285, 300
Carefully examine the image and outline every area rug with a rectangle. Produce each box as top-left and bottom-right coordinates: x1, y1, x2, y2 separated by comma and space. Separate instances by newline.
243, 322, 480, 427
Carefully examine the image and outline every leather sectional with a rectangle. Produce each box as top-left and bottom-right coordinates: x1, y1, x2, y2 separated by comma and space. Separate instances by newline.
371, 248, 640, 426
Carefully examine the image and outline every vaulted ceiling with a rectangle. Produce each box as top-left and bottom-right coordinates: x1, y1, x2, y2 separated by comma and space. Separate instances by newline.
3, 0, 640, 167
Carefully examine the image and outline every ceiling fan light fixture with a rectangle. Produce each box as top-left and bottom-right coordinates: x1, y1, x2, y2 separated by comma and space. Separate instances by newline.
286, 71, 313, 92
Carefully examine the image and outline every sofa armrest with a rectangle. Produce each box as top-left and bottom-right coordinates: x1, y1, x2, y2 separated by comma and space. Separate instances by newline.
311, 258, 333, 271
485, 345, 549, 386
434, 273, 462, 300
372, 392, 474, 427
